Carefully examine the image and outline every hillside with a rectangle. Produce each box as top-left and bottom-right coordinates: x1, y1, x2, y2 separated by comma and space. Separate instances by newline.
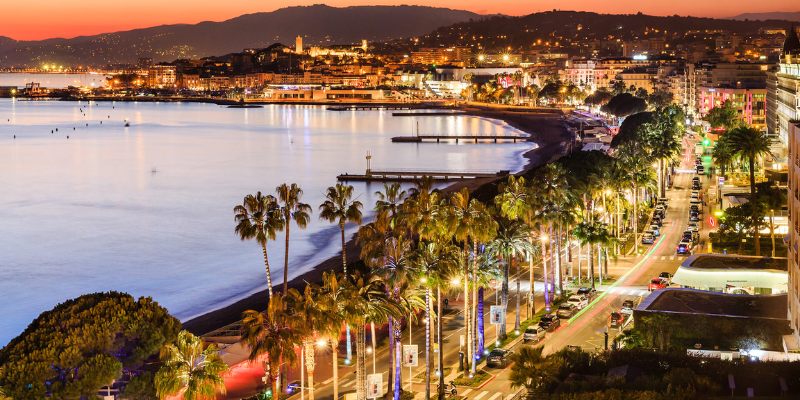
0, 5, 482, 67
417, 10, 793, 49
731, 12, 800, 21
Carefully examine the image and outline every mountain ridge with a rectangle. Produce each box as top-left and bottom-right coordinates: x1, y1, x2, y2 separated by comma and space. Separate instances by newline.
730, 11, 800, 21
0, 4, 483, 67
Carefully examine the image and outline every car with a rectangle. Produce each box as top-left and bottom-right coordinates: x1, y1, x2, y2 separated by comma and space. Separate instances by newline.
641, 232, 655, 244
523, 325, 545, 343
621, 299, 635, 314
689, 214, 700, 222
286, 381, 302, 395
653, 217, 663, 227
697, 166, 705, 174
692, 177, 700, 184
557, 303, 578, 318
648, 277, 668, 291
688, 222, 699, 232
486, 348, 513, 368
655, 204, 666, 214
658, 197, 669, 208
692, 184, 701, 191
538, 314, 561, 331
690, 193, 699, 201
576, 287, 596, 299
650, 225, 661, 236
567, 295, 589, 309
690, 204, 701, 214
677, 241, 692, 255
610, 311, 625, 328
659, 272, 672, 283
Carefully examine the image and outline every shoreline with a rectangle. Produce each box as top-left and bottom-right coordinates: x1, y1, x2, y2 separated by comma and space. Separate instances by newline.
182, 104, 575, 336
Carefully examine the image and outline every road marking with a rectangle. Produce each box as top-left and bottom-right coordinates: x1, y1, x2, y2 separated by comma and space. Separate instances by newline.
343, 380, 355, 388
670, 256, 676, 260
504, 395, 517, 400
321, 378, 333, 385
487, 392, 503, 400
660, 256, 667, 261
473, 390, 489, 400
461, 388, 473, 397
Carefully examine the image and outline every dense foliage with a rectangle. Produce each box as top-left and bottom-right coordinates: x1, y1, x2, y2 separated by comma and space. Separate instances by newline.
601, 93, 647, 119
0, 292, 180, 399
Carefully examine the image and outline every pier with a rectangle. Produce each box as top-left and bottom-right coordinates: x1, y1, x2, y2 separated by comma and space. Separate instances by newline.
327, 105, 416, 111
391, 111, 464, 116
391, 135, 527, 143
337, 169, 510, 182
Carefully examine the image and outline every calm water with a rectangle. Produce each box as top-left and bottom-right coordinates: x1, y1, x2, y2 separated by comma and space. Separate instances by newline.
0, 72, 108, 89
0, 100, 533, 344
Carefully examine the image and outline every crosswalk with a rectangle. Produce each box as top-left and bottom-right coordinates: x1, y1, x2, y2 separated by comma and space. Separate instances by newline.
653, 255, 678, 261
604, 287, 650, 297
461, 389, 518, 400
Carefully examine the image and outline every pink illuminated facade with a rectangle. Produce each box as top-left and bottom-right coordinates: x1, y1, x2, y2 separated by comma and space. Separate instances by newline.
697, 86, 767, 131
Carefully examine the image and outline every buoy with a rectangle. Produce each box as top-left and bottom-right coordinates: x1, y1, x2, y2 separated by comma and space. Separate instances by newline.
67, 136, 69, 139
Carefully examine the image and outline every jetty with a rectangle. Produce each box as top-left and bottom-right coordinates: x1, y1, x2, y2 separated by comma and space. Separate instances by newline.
391, 111, 464, 117
337, 169, 510, 182
391, 135, 527, 143
327, 105, 416, 111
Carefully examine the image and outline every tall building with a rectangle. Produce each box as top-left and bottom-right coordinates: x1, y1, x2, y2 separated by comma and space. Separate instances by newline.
767, 27, 800, 148
295, 35, 303, 54
787, 120, 800, 349
696, 86, 768, 131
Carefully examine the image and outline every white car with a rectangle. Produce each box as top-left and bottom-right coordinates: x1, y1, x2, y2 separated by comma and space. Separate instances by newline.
567, 295, 588, 309
688, 223, 699, 232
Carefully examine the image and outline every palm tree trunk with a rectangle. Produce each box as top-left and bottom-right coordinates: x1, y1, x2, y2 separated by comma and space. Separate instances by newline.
633, 183, 639, 254
356, 324, 367, 400
340, 223, 347, 275
463, 245, 471, 373
588, 243, 595, 289
659, 158, 665, 198
576, 243, 581, 284
471, 241, 479, 376
500, 252, 509, 340
477, 287, 485, 354
388, 318, 395, 399
425, 288, 432, 400
332, 339, 339, 400
284, 222, 290, 295
597, 243, 603, 286
394, 323, 402, 400
261, 243, 273, 300
528, 234, 536, 315
514, 278, 521, 331
437, 285, 445, 399
750, 157, 761, 256
555, 225, 563, 294
305, 341, 316, 400
566, 223, 573, 263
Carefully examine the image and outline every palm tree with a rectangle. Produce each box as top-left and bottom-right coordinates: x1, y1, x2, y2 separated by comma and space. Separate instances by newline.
450, 187, 497, 375
234, 192, 284, 300
154, 330, 228, 400
572, 214, 611, 289
486, 220, 533, 338
645, 106, 683, 198
726, 126, 773, 256
495, 176, 537, 311
276, 183, 313, 295
293, 283, 340, 400
712, 135, 735, 179
471, 251, 502, 357
318, 272, 348, 400
340, 271, 404, 400
240, 294, 303, 398
508, 346, 558, 396
319, 183, 364, 276
375, 182, 408, 218
615, 142, 655, 254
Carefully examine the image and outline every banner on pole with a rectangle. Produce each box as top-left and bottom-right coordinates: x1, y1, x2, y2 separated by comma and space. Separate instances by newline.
402, 344, 418, 367
366, 373, 383, 398
490, 305, 504, 325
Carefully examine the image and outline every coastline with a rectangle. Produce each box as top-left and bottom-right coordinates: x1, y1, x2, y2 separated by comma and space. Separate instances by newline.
182, 105, 575, 336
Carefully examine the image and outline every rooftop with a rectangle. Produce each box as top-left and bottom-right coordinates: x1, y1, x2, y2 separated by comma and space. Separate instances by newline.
682, 254, 788, 272
637, 288, 788, 320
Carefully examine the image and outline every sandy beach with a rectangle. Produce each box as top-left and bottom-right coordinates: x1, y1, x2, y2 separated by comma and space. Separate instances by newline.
182, 105, 574, 336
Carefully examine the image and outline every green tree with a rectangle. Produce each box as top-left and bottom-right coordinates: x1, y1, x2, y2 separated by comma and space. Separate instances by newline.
0, 292, 179, 400
703, 100, 741, 130
319, 183, 364, 276
234, 192, 284, 300
240, 294, 303, 398
486, 220, 534, 336
601, 93, 647, 119
647, 89, 674, 109
726, 126, 773, 255
644, 106, 684, 198
508, 346, 559, 395
154, 330, 228, 400
276, 183, 313, 295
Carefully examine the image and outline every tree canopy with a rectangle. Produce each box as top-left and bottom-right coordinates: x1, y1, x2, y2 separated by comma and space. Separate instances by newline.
703, 100, 741, 130
601, 92, 647, 118
0, 292, 180, 400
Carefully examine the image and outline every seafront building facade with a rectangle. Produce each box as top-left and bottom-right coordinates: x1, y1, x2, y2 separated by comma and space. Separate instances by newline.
789, 121, 800, 348
767, 27, 800, 147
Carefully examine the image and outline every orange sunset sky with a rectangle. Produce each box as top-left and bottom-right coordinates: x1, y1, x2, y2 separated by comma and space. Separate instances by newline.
2, 0, 797, 41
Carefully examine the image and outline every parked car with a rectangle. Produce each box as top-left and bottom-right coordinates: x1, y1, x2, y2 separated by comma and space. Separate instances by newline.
621, 300, 635, 315
650, 225, 661, 236
567, 295, 588, 309
539, 314, 561, 331
523, 325, 545, 343
610, 311, 625, 328
641, 232, 655, 244
648, 277, 668, 291
696, 165, 705, 174
286, 381, 302, 395
690, 204, 701, 215
653, 216, 663, 227
692, 183, 701, 191
486, 348, 513, 368
557, 303, 578, 319
688, 222, 699, 232
677, 241, 692, 255
689, 214, 700, 222
658, 197, 669, 208
659, 272, 673, 283
576, 287, 596, 299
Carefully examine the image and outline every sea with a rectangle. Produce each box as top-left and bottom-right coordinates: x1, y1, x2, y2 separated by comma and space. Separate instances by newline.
0, 97, 534, 345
